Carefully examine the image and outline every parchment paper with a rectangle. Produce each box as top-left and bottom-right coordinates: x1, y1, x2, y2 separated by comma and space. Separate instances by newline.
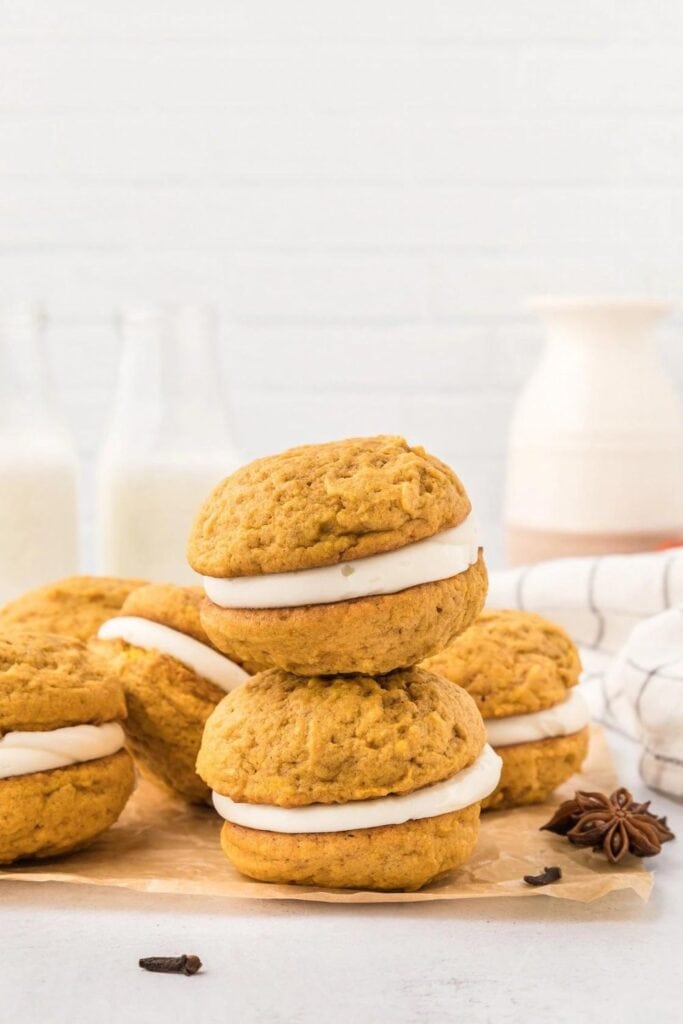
0, 726, 653, 904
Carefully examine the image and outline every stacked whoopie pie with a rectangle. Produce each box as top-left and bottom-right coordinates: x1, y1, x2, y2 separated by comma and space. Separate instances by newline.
423, 609, 590, 810
189, 435, 503, 891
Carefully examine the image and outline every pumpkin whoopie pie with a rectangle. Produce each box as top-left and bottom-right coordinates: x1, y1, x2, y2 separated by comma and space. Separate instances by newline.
197, 667, 501, 891
0, 575, 146, 643
94, 583, 260, 804
423, 609, 590, 810
0, 632, 135, 864
189, 435, 487, 676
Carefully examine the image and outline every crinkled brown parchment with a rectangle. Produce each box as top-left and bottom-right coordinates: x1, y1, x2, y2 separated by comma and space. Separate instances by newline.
0, 726, 652, 904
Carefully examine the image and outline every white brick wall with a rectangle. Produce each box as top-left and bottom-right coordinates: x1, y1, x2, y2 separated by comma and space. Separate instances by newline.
4, 1, 683, 567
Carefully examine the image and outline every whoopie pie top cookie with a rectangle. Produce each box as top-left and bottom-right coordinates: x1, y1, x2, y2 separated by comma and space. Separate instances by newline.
0, 575, 146, 643
423, 609, 582, 718
1, 632, 126, 733
97, 582, 261, 681
117, 582, 213, 643
188, 435, 470, 578
197, 666, 487, 807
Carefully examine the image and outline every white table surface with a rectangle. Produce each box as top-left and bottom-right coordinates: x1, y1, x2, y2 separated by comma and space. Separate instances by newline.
3, 731, 681, 1024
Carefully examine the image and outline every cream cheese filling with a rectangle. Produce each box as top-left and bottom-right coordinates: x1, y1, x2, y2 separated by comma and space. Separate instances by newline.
0, 721, 125, 780
212, 743, 501, 834
98, 616, 249, 693
484, 689, 590, 748
203, 514, 480, 609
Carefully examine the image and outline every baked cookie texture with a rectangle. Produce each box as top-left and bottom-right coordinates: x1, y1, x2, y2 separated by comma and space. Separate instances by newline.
122, 582, 209, 642
191, 435, 490, 886
200, 554, 487, 676
422, 608, 581, 717
0, 751, 135, 864
0, 632, 126, 732
481, 729, 590, 811
93, 639, 223, 804
197, 667, 488, 890
0, 632, 134, 864
92, 583, 256, 804
116, 582, 264, 675
220, 804, 480, 892
0, 575, 146, 643
423, 609, 587, 810
188, 435, 471, 577
197, 667, 485, 806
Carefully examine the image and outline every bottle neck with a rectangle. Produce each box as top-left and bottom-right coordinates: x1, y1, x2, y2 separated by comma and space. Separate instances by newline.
0, 306, 63, 434
107, 307, 235, 454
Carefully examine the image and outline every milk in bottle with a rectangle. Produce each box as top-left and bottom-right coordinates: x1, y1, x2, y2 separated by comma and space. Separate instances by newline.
97, 305, 241, 583
0, 304, 79, 601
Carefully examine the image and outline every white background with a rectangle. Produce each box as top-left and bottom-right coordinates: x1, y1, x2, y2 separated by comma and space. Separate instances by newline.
5, 1, 683, 565
3, 8, 683, 1021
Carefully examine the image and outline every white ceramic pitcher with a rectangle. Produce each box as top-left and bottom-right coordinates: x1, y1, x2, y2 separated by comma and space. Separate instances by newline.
505, 298, 683, 565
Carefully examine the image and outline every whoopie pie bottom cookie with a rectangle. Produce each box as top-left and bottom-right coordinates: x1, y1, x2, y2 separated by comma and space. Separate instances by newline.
219, 805, 481, 892
1, 751, 135, 863
481, 728, 590, 812
200, 554, 488, 677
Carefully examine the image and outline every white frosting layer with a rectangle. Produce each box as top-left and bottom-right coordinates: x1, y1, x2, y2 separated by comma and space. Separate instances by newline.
203, 514, 480, 609
98, 616, 248, 693
0, 722, 125, 780
212, 743, 501, 834
485, 689, 590, 748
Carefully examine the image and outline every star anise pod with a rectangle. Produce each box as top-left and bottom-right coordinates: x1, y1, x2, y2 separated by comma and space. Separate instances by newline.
541, 788, 675, 864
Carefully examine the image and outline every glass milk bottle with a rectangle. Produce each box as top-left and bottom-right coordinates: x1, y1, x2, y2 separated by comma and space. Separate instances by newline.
505, 298, 683, 565
0, 304, 79, 602
97, 305, 241, 583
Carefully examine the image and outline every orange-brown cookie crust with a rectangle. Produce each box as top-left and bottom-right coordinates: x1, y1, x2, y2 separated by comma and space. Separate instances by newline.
423, 608, 581, 717
220, 803, 480, 891
0, 749, 135, 864
200, 554, 487, 677
188, 435, 471, 577
0, 632, 126, 733
93, 581, 263, 803
118, 583, 209, 643
197, 666, 485, 807
0, 575, 145, 642
91, 637, 226, 805
114, 582, 263, 675
482, 728, 590, 811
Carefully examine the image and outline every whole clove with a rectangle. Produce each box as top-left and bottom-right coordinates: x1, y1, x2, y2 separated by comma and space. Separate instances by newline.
139, 955, 202, 976
523, 866, 562, 887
